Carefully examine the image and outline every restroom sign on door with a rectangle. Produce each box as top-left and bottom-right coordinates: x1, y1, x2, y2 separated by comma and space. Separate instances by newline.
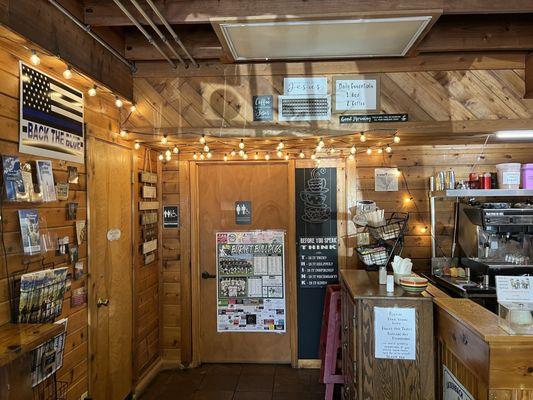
235, 201, 252, 224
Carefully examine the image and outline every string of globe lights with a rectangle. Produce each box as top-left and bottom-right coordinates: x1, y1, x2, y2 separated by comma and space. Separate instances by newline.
25, 47, 135, 114
149, 129, 402, 163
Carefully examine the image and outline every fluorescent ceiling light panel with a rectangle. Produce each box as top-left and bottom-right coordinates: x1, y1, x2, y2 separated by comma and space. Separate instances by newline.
495, 130, 533, 139
218, 16, 433, 61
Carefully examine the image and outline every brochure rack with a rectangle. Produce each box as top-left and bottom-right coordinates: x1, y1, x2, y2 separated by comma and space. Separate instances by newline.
33, 376, 68, 400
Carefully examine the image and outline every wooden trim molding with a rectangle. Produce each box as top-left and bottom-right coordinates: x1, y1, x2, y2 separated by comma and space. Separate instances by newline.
526, 52, 533, 99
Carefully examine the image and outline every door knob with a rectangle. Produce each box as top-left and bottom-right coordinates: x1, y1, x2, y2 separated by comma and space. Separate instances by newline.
201, 271, 216, 280
97, 298, 110, 307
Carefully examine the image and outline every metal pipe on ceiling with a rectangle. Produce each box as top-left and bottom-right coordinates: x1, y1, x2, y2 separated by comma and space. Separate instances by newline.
128, 0, 187, 67
111, 0, 176, 69
144, 0, 199, 68
48, 0, 136, 72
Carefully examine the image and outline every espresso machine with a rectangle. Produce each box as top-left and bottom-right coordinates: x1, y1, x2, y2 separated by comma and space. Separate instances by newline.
432, 200, 533, 311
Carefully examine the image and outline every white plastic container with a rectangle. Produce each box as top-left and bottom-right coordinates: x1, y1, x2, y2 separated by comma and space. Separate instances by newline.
496, 163, 521, 189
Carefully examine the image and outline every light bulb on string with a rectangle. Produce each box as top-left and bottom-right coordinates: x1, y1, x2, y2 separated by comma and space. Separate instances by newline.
206, 151, 212, 159
404, 196, 414, 204
350, 145, 356, 155
161, 135, 168, 145
203, 144, 210, 153
317, 137, 325, 148
348, 154, 355, 161
192, 152, 198, 160
377, 148, 383, 154
277, 140, 284, 150
243, 152, 248, 160
230, 149, 236, 157
366, 148, 372, 155
285, 153, 290, 161
223, 154, 228, 162
329, 148, 336, 155
130, 104, 136, 113
420, 225, 429, 233
173, 145, 179, 154
393, 133, 401, 144
165, 148, 172, 157
239, 149, 245, 157
277, 150, 283, 158
385, 145, 392, 153
165, 153, 171, 162
30, 50, 40, 65
119, 129, 127, 137
199, 153, 205, 160
360, 132, 367, 143
265, 153, 270, 161
299, 150, 305, 159
199, 134, 206, 145
88, 85, 97, 97
254, 152, 259, 160
114, 96, 123, 108
239, 139, 245, 149
311, 152, 317, 160
134, 142, 141, 150
63, 65, 72, 80
158, 153, 164, 161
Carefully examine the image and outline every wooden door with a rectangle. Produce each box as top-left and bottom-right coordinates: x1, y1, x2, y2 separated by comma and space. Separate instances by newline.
196, 162, 293, 363
88, 138, 133, 399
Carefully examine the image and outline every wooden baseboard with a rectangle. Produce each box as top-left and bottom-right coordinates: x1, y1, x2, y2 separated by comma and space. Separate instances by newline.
134, 358, 163, 397
297, 359, 321, 369
160, 358, 182, 371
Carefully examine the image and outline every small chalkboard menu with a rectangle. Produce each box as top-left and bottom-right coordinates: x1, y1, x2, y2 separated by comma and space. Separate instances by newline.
252, 95, 273, 121
295, 167, 338, 359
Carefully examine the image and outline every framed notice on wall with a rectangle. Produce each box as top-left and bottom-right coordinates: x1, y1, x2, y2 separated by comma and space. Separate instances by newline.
332, 75, 380, 114
216, 230, 286, 333
19, 62, 85, 164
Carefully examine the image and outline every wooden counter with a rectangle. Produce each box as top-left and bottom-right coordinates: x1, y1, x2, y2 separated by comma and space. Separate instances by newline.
433, 297, 533, 399
340, 270, 435, 400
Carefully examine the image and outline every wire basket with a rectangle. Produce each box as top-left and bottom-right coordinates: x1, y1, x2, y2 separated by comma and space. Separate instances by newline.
356, 244, 389, 267
368, 212, 409, 241
33, 376, 68, 400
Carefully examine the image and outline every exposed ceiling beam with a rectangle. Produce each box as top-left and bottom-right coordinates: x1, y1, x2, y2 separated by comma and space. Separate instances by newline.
83, 0, 533, 26
125, 26, 220, 60
133, 52, 526, 78
418, 15, 533, 52
123, 15, 533, 62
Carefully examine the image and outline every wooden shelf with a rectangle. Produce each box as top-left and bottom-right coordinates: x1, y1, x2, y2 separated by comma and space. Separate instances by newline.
430, 189, 533, 198
0, 323, 64, 368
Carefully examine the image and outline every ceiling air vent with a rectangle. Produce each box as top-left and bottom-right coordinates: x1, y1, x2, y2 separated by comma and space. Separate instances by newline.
278, 95, 331, 121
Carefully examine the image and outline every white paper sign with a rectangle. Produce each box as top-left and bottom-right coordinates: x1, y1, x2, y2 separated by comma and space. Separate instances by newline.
374, 307, 416, 360
334, 78, 378, 111
443, 366, 475, 400
496, 276, 533, 303
106, 228, 121, 241
284, 77, 328, 96
375, 168, 399, 192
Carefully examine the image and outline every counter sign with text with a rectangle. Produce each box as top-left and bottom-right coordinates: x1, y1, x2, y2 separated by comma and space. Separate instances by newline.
163, 205, 179, 228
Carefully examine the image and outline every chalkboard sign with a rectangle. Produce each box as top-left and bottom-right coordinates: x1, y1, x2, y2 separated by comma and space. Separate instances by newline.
295, 167, 338, 359
252, 95, 273, 121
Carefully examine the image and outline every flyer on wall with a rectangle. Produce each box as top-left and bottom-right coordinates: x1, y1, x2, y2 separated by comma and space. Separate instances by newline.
216, 230, 286, 333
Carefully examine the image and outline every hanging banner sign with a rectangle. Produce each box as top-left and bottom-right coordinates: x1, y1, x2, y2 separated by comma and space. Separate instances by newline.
19, 62, 84, 164
339, 113, 408, 124
284, 77, 328, 96
333, 75, 379, 113
216, 230, 286, 333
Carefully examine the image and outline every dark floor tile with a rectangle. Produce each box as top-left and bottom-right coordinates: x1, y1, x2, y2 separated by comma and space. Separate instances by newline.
233, 391, 273, 400
206, 363, 243, 376
192, 391, 234, 400
272, 392, 324, 400
166, 372, 205, 389
237, 374, 274, 392
199, 374, 239, 392
241, 364, 276, 376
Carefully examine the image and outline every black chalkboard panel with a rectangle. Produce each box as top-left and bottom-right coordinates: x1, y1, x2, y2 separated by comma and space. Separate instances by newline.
295, 167, 339, 359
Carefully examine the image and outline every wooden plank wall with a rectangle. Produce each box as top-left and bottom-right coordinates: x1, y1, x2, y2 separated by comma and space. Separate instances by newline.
133, 147, 162, 379
0, 42, 125, 399
161, 157, 182, 364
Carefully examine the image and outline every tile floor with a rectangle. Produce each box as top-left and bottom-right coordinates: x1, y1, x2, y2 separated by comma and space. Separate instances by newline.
140, 363, 340, 400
